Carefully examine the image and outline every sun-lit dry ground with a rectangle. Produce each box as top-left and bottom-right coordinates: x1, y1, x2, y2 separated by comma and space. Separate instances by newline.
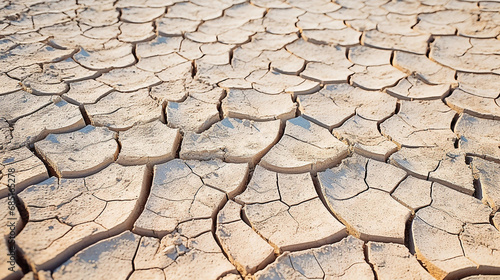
0, 0, 500, 279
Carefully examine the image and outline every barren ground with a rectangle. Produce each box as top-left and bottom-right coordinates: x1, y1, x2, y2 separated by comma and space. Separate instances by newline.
0, 0, 500, 279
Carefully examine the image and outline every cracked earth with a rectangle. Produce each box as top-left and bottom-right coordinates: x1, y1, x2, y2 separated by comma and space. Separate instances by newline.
0, 0, 499, 279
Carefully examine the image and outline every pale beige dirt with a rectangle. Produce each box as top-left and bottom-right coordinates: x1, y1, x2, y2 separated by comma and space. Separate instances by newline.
0, 0, 499, 279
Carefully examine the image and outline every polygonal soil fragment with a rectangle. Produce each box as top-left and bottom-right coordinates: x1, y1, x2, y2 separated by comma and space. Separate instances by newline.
456, 12, 500, 39
136, 53, 188, 73
49, 34, 108, 52
119, 22, 155, 42
82, 24, 120, 41
0, 90, 54, 122
471, 157, 500, 211
246, 69, 318, 95
391, 176, 432, 212
298, 83, 397, 129
7, 65, 43, 82
455, 113, 500, 163
185, 31, 218, 44
44, 58, 99, 83
365, 159, 409, 193
0, 147, 48, 197
260, 116, 348, 173
165, 1, 222, 21
375, 13, 420, 36
430, 36, 500, 74
0, 73, 21, 95
17, 164, 149, 270
135, 229, 237, 279
290, 0, 341, 13
351, 64, 406, 90
387, 75, 450, 100
216, 200, 275, 276
78, 8, 119, 27
52, 231, 140, 280
412, 17, 455, 36
117, 120, 180, 166
0, 43, 74, 73
319, 155, 410, 243
363, 30, 429, 54
367, 242, 434, 280
285, 39, 353, 85
134, 159, 248, 236
166, 96, 220, 133
20, 71, 67, 96
446, 89, 500, 120
73, 43, 136, 70
301, 8, 357, 27
302, 27, 361, 46
254, 236, 374, 280
412, 183, 499, 280
300, 61, 353, 84
222, 89, 296, 121
297, 9, 343, 24
380, 100, 456, 148
269, 50, 305, 75
156, 17, 200, 36
149, 80, 188, 103
134, 196, 238, 277
242, 32, 298, 53
393, 51, 456, 85
286, 38, 348, 64
292, 44, 351, 83
348, 45, 392, 66
457, 72, 500, 99
416, 9, 473, 34
332, 115, 398, 161
63, 79, 113, 105
136, 36, 182, 58
390, 147, 474, 195
157, 61, 192, 82
11, 99, 85, 148
121, 7, 165, 23
85, 89, 161, 131
225, 2, 266, 19
180, 118, 281, 165
194, 62, 248, 86
382, 0, 440, 14
34, 126, 118, 177
215, 29, 255, 46
152, 78, 221, 104
97, 66, 160, 92
236, 165, 346, 251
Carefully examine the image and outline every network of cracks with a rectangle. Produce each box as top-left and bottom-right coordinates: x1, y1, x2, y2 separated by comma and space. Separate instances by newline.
0, 0, 500, 279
